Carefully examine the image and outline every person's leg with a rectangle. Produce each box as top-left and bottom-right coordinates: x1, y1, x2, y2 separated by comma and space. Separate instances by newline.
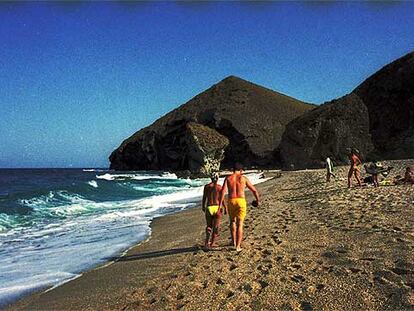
348, 167, 353, 188
374, 174, 379, 187
205, 212, 213, 248
230, 218, 237, 248
210, 213, 222, 247
355, 170, 362, 186
326, 171, 330, 182
235, 218, 244, 252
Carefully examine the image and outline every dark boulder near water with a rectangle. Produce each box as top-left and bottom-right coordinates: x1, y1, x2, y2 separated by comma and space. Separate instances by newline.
109, 76, 313, 175
184, 122, 229, 178
279, 51, 414, 169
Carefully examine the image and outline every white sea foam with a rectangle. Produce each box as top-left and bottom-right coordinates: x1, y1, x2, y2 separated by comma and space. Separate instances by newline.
96, 172, 178, 181
82, 169, 106, 172
88, 180, 98, 188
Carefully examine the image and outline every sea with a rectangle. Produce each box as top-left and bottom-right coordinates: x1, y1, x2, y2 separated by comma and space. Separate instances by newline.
0, 168, 268, 306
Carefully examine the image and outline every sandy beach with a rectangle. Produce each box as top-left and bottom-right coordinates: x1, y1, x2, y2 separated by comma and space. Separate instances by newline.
6, 160, 414, 311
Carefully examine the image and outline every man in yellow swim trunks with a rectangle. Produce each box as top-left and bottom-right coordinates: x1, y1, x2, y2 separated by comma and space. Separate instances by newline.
220, 163, 260, 252
202, 173, 226, 248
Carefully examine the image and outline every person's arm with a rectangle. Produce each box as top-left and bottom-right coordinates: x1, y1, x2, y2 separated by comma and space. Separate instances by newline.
245, 177, 260, 205
222, 200, 227, 215
202, 186, 207, 212
356, 155, 362, 166
219, 178, 227, 208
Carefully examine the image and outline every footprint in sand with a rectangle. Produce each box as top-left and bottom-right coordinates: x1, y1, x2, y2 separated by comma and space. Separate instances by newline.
347, 267, 362, 274
272, 236, 283, 245
253, 280, 269, 295
301, 301, 313, 311
226, 291, 235, 298
262, 249, 273, 256
229, 263, 238, 271
291, 274, 305, 283
316, 283, 325, 291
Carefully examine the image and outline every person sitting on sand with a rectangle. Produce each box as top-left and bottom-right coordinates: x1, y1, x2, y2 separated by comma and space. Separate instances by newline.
395, 166, 414, 185
348, 148, 362, 188
219, 163, 260, 252
202, 172, 226, 248
325, 157, 335, 182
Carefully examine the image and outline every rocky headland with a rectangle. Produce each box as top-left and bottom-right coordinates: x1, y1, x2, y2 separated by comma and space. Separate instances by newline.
109, 76, 313, 176
110, 51, 414, 175
280, 51, 414, 169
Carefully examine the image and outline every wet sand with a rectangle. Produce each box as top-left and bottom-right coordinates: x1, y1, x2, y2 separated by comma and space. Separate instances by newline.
7, 160, 414, 310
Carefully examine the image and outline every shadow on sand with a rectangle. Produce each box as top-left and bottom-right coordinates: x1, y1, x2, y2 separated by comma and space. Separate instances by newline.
110, 246, 202, 262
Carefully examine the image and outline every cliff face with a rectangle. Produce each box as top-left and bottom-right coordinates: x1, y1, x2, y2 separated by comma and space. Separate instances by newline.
109, 76, 313, 174
279, 94, 374, 169
354, 52, 414, 159
279, 51, 414, 169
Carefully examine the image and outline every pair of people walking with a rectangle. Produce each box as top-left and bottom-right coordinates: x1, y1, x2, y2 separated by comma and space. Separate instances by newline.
202, 163, 260, 252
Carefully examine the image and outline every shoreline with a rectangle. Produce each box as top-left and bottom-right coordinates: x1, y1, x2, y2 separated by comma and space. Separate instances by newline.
2, 170, 273, 309
5, 173, 275, 310
5, 200, 222, 310
6, 163, 414, 310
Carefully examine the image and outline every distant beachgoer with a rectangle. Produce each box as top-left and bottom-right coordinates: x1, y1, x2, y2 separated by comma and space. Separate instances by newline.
366, 162, 380, 187
219, 163, 260, 252
202, 172, 226, 248
404, 166, 414, 183
325, 157, 335, 182
348, 148, 362, 188
364, 162, 393, 186
395, 166, 414, 184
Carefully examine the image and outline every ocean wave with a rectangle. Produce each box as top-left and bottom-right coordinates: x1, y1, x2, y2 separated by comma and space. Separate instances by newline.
96, 172, 178, 181
0, 214, 22, 232
87, 180, 98, 188
19, 191, 89, 209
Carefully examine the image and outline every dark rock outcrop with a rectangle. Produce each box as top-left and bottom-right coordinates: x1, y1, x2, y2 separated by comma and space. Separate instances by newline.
185, 122, 229, 177
279, 51, 414, 169
354, 51, 414, 159
279, 94, 374, 169
109, 76, 313, 174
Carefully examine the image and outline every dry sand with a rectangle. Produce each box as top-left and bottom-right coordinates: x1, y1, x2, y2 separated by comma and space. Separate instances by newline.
6, 160, 414, 311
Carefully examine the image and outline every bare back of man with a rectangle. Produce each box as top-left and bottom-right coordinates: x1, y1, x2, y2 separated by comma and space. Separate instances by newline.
220, 164, 259, 252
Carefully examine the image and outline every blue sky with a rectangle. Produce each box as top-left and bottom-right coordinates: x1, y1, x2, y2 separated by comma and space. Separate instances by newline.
1, 1, 413, 168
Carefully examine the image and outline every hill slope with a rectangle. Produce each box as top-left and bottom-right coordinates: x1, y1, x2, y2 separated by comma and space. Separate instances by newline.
109, 76, 314, 172
279, 51, 414, 169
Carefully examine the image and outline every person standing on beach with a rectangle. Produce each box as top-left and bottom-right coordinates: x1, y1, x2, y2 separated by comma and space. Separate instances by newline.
348, 148, 362, 188
220, 163, 260, 252
202, 173, 226, 248
326, 157, 335, 182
